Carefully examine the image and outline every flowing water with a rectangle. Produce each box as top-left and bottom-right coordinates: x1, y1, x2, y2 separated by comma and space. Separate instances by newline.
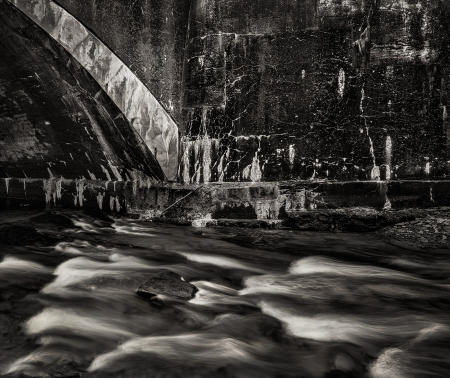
0, 210, 450, 378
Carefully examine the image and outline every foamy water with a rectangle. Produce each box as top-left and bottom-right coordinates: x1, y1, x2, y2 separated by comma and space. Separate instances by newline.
0, 256, 51, 274
112, 221, 157, 237
26, 307, 136, 339
55, 240, 115, 255
189, 281, 246, 306
88, 334, 254, 372
180, 252, 265, 273
289, 256, 425, 281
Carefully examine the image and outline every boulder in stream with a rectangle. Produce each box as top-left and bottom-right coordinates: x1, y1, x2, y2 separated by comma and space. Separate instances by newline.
136, 271, 197, 301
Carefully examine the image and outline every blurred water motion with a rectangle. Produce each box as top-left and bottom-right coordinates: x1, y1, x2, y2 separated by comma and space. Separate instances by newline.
1, 211, 449, 378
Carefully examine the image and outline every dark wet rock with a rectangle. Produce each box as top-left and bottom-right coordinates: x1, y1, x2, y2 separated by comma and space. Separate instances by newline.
383, 210, 450, 249
0, 292, 45, 375
0, 221, 61, 246
152, 217, 194, 226
213, 203, 258, 220
81, 207, 114, 223
80, 275, 145, 291
0, 301, 12, 313
325, 370, 359, 378
136, 271, 197, 300
30, 211, 74, 228
0, 224, 43, 245
214, 219, 282, 229
283, 208, 416, 232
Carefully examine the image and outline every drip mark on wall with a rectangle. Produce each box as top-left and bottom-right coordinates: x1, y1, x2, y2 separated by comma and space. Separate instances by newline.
289, 145, 296, 169
385, 136, 392, 180
360, 87, 380, 180
4, 178, 11, 195
43, 178, 62, 205
338, 68, 345, 98
424, 159, 431, 175
96, 192, 104, 210
74, 179, 85, 207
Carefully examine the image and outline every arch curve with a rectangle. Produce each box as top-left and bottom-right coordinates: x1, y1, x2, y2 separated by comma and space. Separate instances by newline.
7, 0, 179, 180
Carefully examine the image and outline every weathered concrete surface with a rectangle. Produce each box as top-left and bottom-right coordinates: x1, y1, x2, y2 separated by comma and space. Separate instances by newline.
0, 178, 151, 214
6, 0, 447, 184
181, 0, 450, 183
0, 1, 164, 181
6, 0, 179, 180
155, 180, 450, 230
0, 177, 187, 218
55, 0, 191, 128
2, 177, 449, 232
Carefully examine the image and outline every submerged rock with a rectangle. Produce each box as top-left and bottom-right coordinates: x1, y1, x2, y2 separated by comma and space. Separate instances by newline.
0, 224, 42, 245
136, 271, 197, 300
31, 211, 74, 228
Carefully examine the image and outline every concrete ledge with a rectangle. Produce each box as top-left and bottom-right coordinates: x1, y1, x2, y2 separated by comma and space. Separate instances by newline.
1, 178, 450, 230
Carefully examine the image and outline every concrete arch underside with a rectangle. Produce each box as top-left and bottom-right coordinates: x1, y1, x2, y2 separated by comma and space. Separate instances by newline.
0, 0, 166, 181
5, 0, 179, 181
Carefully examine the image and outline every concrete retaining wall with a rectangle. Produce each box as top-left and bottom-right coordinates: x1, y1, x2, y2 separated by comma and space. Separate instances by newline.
1, 178, 449, 231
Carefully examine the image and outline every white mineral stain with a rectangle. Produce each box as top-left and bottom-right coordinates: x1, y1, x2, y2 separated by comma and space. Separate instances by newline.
424, 161, 431, 175
87, 170, 97, 180
96, 192, 104, 210
43, 178, 63, 205
43, 179, 52, 205
202, 136, 212, 184
4, 178, 11, 195
361, 87, 380, 181
181, 134, 220, 184
217, 153, 226, 183
385, 136, 392, 180
338, 68, 345, 98
243, 152, 262, 182
109, 195, 115, 211
289, 145, 296, 168
74, 179, 85, 207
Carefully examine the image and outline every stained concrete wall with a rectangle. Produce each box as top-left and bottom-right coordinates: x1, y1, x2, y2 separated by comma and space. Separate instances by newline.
55, 0, 191, 126
0, 1, 164, 181
3, 0, 450, 184
181, 0, 450, 183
